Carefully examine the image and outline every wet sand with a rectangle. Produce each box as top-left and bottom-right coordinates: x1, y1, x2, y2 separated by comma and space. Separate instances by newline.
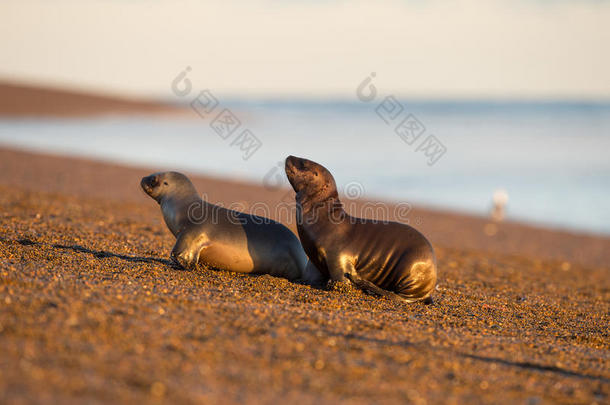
0, 147, 608, 404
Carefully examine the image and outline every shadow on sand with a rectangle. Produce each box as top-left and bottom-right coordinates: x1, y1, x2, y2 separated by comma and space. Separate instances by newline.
14, 237, 177, 268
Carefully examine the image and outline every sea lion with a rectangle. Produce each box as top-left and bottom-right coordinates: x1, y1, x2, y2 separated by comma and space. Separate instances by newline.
284, 156, 437, 303
141, 171, 322, 283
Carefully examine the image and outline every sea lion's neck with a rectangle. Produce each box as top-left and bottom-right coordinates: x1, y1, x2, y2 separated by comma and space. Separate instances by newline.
160, 191, 210, 237
297, 191, 347, 226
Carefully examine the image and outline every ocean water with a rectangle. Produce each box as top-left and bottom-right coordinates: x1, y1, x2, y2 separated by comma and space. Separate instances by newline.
1, 100, 609, 235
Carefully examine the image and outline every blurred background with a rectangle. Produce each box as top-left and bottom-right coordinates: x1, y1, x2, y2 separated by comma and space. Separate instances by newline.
1, 0, 609, 234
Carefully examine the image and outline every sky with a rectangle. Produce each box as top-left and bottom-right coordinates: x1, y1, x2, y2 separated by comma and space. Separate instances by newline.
1, 0, 609, 100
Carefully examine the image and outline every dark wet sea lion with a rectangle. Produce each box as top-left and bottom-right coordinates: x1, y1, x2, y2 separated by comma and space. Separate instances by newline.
141, 171, 322, 283
284, 156, 437, 303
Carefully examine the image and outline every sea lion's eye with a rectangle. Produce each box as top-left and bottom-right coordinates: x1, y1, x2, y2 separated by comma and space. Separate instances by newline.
163, 181, 169, 185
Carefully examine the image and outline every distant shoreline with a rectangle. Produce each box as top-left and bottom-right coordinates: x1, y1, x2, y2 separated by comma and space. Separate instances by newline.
2, 80, 609, 119
0, 81, 186, 117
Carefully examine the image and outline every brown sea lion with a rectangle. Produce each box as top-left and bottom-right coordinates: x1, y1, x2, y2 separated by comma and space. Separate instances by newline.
284, 156, 437, 303
141, 171, 322, 283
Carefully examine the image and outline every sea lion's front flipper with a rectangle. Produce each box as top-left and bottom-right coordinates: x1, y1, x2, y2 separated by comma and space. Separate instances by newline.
345, 273, 406, 303
170, 230, 210, 270
327, 255, 402, 302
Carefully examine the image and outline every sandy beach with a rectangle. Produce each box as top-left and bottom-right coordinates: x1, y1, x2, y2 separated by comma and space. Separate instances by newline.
0, 146, 608, 404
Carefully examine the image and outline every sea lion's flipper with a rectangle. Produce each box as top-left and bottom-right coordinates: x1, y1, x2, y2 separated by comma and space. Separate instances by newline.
333, 257, 404, 302
170, 230, 210, 270
345, 273, 406, 302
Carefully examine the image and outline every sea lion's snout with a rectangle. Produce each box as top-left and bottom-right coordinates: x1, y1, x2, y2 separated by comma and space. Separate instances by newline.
285, 155, 304, 188
285, 155, 306, 175
141, 175, 159, 195
285, 155, 296, 171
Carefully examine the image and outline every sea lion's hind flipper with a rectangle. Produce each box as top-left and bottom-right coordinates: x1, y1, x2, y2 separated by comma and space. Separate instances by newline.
345, 273, 405, 303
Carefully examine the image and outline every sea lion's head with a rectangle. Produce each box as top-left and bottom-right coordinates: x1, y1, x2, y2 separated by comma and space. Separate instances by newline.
285, 156, 338, 202
141, 171, 196, 203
